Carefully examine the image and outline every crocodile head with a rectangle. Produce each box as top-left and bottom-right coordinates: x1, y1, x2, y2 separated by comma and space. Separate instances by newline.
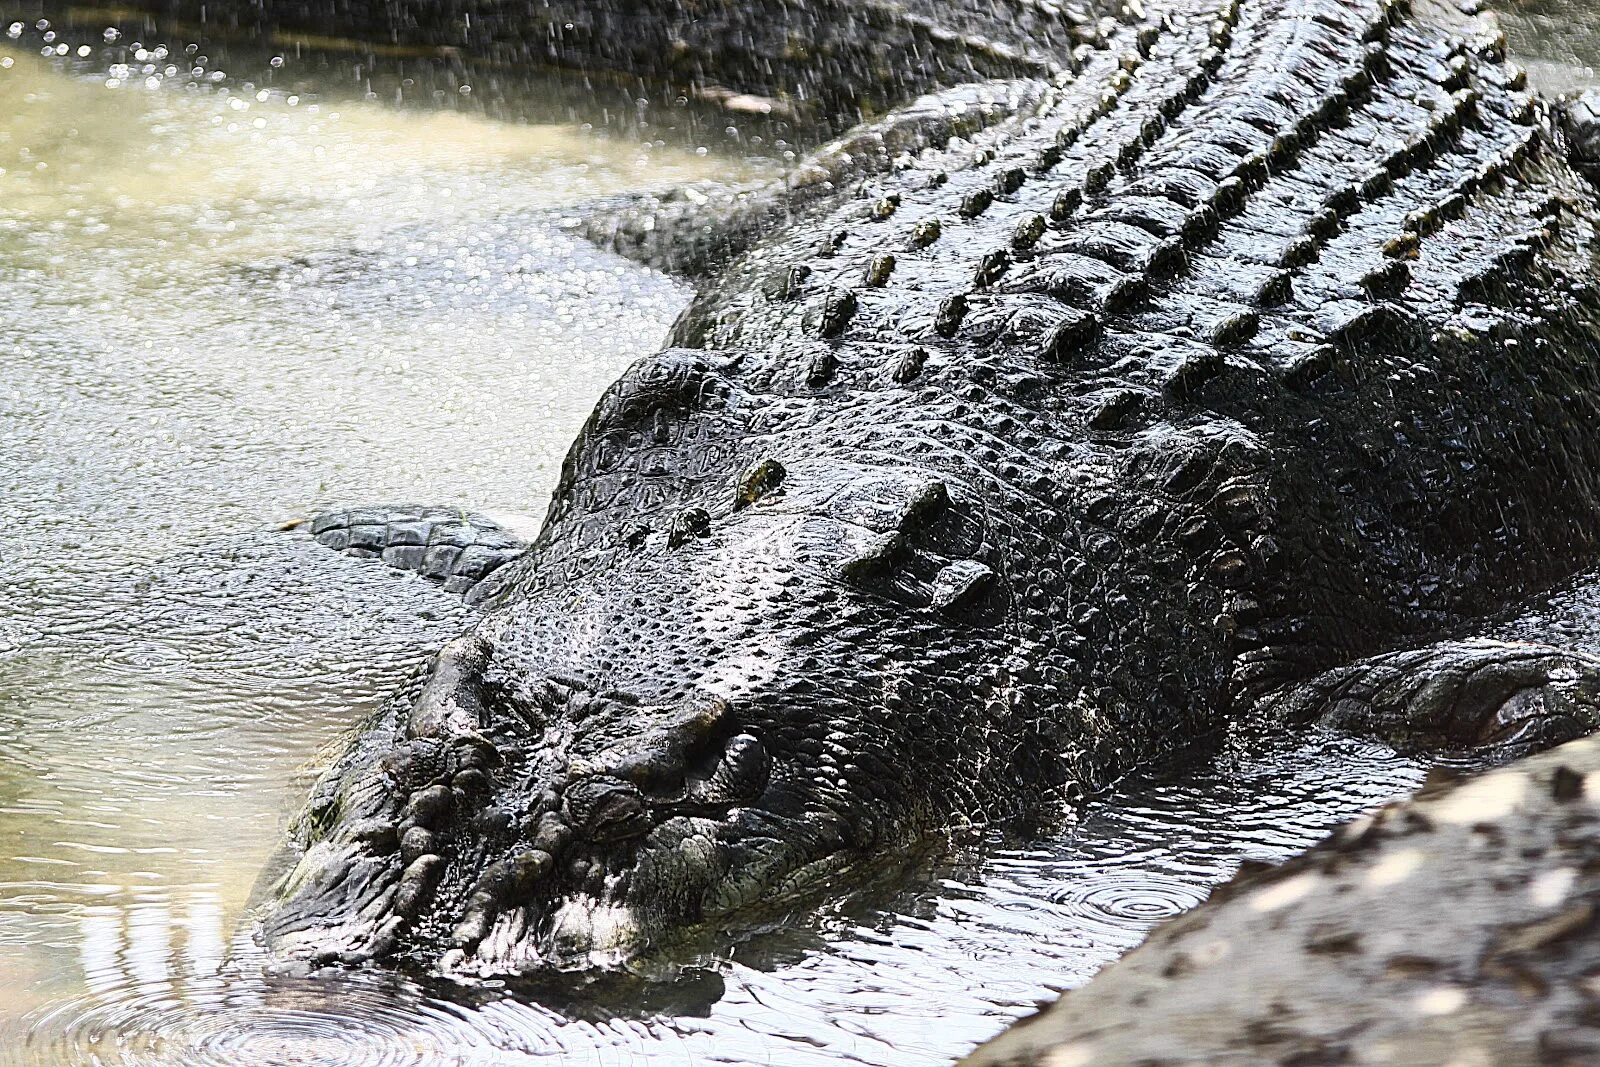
254, 460, 1012, 974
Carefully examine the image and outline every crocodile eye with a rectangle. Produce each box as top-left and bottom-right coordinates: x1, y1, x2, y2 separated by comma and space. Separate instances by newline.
688, 733, 771, 806
481, 674, 544, 733
564, 775, 651, 843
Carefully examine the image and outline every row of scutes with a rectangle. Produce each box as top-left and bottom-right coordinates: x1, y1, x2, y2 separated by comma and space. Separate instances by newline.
727, 0, 1552, 433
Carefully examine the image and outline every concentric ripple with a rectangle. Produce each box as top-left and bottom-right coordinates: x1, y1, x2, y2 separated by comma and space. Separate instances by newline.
1062, 873, 1209, 928
18, 965, 505, 1067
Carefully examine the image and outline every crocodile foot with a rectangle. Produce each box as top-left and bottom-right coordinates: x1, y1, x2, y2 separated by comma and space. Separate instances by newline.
299, 504, 530, 598
579, 78, 1052, 276
1258, 639, 1600, 763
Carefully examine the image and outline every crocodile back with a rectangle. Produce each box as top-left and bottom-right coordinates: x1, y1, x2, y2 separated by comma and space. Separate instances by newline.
488, 0, 1600, 815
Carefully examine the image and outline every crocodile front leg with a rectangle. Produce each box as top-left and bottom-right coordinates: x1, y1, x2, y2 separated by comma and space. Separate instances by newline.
299, 505, 531, 599
1258, 639, 1600, 763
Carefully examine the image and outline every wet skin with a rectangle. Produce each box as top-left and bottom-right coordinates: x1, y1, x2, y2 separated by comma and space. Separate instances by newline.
258, 0, 1600, 975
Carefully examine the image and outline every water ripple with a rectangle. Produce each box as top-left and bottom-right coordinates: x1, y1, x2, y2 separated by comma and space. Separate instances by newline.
21, 975, 505, 1067
1062, 873, 1209, 927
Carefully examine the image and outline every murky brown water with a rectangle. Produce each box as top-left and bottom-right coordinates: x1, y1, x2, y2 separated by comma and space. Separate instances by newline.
0, 5, 1593, 1065
1499, 0, 1600, 93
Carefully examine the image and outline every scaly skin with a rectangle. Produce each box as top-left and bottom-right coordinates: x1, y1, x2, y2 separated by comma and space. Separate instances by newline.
257, 0, 1600, 976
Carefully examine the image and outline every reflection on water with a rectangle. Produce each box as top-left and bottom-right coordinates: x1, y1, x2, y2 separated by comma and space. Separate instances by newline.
1499, 0, 1600, 93
6, 725, 1425, 1067
0, 6, 1588, 1066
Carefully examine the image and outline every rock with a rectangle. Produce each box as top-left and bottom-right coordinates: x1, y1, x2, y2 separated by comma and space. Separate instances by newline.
961, 735, 1600, 1067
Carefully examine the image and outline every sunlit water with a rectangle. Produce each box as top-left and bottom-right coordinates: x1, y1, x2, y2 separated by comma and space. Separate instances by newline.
0, 7, 1592, 1066
1499, 0, 1600, 93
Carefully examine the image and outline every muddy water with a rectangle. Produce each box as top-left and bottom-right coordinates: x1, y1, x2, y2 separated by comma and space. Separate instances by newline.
1499, 0, 1600, 93
0, 7, 1586, 1066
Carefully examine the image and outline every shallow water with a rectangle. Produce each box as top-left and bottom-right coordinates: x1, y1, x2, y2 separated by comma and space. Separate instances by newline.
0, 7, 1589, 1066
1499, 0, 1600, 93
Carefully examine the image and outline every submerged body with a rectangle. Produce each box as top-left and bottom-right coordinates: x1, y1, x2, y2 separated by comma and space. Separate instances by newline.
260, 0, 1600, 974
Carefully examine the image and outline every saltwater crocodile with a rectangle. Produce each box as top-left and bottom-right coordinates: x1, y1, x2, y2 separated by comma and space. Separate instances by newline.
255, 0, 1600, 976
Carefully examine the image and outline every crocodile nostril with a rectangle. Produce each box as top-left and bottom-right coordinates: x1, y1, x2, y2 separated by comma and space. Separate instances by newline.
563, 775, 652, 843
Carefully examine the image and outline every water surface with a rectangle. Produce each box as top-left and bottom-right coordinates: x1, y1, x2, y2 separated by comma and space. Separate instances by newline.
0, 8, 1589, 1065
